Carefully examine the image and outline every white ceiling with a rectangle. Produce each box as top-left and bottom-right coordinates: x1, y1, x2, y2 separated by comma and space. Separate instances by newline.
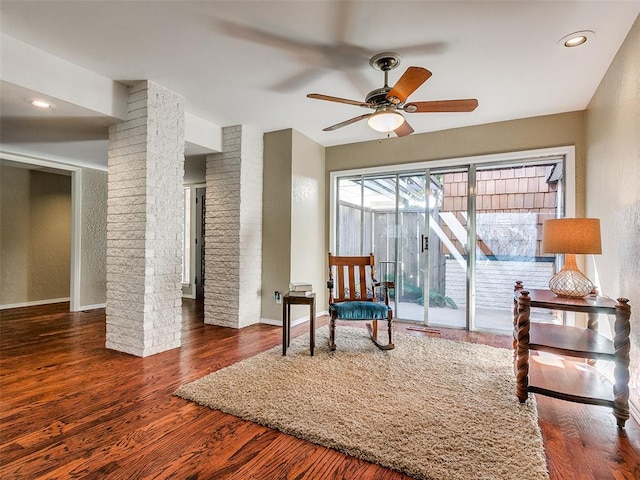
1, 1, 639, 169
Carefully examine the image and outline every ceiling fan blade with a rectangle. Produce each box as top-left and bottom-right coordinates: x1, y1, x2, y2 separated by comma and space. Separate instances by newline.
394, 120, 414, 137
272, 67, 327, 92
405, 99, 479, 113
323, 114, 372, 131
307, 93, 373, 108
386, 67, 432, 104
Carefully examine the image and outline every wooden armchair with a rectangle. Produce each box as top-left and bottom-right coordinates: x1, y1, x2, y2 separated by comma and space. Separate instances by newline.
327, 253, 394, 351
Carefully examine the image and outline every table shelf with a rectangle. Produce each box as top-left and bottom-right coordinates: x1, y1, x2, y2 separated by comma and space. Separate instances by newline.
528, 353, 614, 407
529, 323, 615, 359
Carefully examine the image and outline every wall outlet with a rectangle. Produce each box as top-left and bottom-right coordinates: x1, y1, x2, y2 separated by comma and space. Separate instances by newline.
274, 291, 281, 304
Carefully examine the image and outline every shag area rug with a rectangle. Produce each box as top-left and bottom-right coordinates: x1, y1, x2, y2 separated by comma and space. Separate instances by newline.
175, 326, 549, 480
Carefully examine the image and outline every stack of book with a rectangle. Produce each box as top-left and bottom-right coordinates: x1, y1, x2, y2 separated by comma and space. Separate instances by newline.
289, 282, 313, 297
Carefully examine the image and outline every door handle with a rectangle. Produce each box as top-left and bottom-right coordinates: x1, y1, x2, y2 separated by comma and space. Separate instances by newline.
420, 234, 429, 252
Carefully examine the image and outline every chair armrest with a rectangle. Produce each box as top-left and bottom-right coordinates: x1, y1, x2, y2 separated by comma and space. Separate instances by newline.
374, 281, 395, 305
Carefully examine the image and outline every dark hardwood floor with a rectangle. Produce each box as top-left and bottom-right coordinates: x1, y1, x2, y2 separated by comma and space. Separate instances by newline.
1, 300, 638, 479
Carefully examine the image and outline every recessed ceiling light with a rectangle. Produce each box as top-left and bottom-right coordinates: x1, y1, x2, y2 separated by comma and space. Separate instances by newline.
31, 99, 52, 108
565, 36, 587, 47
26, 98, 56, 109
559, 30, 594, 48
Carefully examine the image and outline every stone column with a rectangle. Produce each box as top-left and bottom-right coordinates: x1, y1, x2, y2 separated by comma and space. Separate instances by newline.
105, 80, 185, 357
205, 126, 263, 328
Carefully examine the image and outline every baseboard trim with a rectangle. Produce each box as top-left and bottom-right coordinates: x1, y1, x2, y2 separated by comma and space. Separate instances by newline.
0, 297, 70, 310
260, 316, 313, 328
261, 310, 329, 327
260, 318, 282, 326
261, 317, 308, 327
79, 303, 106, 312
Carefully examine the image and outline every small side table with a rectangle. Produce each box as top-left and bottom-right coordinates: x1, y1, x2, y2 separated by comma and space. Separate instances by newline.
513, 284, 631, 428
282, 292, 316, 356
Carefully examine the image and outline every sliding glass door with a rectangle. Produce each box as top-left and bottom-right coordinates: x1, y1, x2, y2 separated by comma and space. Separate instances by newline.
337, 173, 426, 322
394, 173, 427, 322
334, 154, 565, 331
473, 162, 561, 329
425, 170, 468, 328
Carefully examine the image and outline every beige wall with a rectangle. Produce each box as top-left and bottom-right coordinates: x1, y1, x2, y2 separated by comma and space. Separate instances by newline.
1, 166, 30, 303
80, 168, 107, 307
586, 14, 640, 413
290, 130, 327, 313
262, 129, 293, 321
261, 129, 327, 322
326, 111, 587, 216
1, 166, 71, 305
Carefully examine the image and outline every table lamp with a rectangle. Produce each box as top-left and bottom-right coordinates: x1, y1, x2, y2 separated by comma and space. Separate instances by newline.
541, 218, 601, 298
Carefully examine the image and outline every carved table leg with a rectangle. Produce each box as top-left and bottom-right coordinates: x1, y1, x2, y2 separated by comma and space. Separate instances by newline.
513, 281, 523, 361
587, 312, 599, 366
515, 291, 531, 403
613, 298, 631, 428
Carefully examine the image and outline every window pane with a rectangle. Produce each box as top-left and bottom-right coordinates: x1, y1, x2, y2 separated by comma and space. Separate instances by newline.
429, 171, 467, 327
474, 164, 560, 330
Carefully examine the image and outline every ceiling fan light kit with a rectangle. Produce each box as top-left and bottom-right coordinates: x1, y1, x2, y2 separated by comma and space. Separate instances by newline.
368, 107, 405, 132
307, 52, 478, 138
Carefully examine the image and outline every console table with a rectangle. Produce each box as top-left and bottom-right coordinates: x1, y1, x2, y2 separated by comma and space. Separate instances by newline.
513, 283, 631, 428
282, 293, 315, 356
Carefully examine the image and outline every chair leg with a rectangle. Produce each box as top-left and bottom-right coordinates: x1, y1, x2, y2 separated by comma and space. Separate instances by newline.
329, 315, 337, 351
387, 316, 394, 349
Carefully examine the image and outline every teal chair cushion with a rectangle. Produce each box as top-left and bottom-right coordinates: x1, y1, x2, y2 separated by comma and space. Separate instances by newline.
329, 301, 391, 320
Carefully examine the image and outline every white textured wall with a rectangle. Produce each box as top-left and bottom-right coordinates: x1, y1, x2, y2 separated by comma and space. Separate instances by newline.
238, 127, 264, 327
586, 15, 640, 413
80, 168, 107, 307
106, 81, 185, 357
205, 126, 263, 328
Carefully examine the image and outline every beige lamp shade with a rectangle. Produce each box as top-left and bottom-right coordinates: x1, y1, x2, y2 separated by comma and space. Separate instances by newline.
541, 218, 602, 254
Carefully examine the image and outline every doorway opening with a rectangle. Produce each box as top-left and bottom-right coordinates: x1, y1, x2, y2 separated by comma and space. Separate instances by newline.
0, 152, 82, 311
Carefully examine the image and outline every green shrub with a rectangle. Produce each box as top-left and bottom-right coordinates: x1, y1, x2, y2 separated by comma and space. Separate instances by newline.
428, 290, 458, 309
393, 285, 458, 309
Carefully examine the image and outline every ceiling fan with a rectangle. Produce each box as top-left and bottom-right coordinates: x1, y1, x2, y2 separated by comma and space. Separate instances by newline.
307, 52, 478, 137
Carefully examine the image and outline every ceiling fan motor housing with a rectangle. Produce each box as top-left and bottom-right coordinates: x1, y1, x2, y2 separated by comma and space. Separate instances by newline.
365, 87, 393, 106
